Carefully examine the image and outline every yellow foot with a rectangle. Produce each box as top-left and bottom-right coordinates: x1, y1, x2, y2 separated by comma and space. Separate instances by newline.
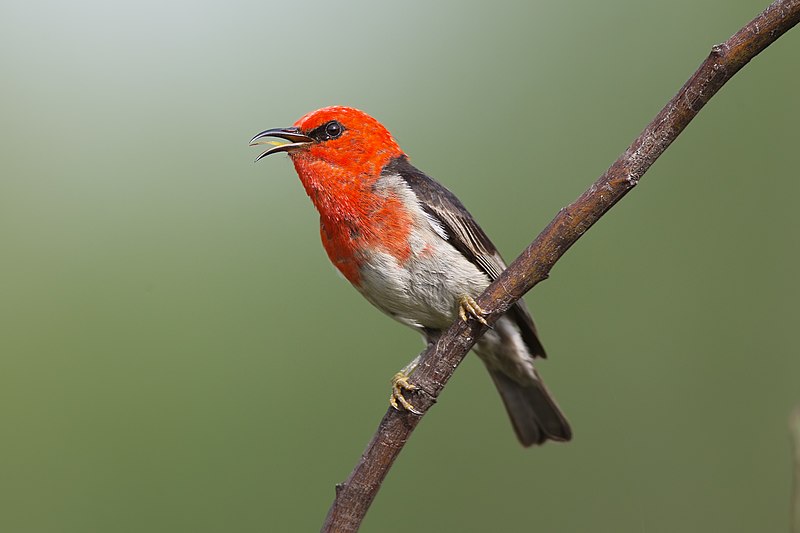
390, 371, 422, 415
458, 295, 489, 326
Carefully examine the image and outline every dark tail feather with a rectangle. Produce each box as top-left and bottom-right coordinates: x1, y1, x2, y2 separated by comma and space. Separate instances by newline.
488, 369, 572, 446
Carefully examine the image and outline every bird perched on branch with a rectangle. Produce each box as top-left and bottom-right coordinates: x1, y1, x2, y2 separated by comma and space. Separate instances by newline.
250, 106, 571, 446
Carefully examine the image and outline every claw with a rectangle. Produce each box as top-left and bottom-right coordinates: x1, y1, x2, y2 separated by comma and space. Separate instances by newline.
390, 371, 422, 415
458, 295, 489, 326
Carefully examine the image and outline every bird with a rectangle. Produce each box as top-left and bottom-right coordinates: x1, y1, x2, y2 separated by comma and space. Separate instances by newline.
250, 106, 571, 446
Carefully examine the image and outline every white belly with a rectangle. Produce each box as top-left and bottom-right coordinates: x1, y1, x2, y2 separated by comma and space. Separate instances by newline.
356, 229, 490, 331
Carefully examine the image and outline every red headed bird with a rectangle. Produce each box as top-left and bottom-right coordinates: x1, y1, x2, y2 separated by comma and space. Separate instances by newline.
250, 106, 571, 446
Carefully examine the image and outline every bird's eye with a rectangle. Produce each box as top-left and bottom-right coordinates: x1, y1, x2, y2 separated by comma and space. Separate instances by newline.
325, 121, 343, 139
308, 120, 346, 142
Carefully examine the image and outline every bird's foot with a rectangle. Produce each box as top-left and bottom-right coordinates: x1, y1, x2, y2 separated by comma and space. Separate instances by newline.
458, 295, 489, 326
390, 371, 422, 415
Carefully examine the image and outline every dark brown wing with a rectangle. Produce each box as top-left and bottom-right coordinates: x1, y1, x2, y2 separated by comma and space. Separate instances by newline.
384, 156, 547, 358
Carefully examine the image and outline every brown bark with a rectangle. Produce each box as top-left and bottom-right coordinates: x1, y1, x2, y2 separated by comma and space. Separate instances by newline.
322, 1, 800, 531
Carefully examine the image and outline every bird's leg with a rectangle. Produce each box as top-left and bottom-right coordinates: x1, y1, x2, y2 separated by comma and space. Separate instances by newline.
390, 355, 422, 415
458, 295, 489, 326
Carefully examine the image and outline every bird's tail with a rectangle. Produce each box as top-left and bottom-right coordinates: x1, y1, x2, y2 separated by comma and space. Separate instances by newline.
488, 368, 572, 447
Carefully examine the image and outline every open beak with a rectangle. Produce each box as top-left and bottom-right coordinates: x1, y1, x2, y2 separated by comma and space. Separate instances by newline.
249, 127, 314, 162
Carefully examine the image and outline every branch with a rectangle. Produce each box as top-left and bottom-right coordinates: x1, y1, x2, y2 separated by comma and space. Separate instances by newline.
322, 1, 800, 531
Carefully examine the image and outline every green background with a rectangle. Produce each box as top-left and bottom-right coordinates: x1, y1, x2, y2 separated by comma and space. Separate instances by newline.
2, 1, 799, 531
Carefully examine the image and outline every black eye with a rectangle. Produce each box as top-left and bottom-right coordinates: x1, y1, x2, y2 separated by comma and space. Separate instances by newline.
324, 121, 343, 139
308, 120, 346, 142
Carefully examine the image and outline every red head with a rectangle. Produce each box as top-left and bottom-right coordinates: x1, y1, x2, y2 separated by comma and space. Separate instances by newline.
292, 106, 403, 174
250, 107, 411, 283
250, 107, 404, 204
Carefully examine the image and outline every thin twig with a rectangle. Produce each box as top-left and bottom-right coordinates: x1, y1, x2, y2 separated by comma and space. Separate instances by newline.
321, 1, 800, 531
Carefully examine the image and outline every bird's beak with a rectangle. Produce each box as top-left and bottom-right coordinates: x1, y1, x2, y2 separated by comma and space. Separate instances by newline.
249, 127, 314, 162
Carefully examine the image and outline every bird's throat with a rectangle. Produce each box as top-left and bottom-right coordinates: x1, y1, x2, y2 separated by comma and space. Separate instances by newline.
291, 157, 413, 286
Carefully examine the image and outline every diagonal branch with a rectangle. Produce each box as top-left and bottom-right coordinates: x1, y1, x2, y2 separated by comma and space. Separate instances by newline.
322, 1, 800, 531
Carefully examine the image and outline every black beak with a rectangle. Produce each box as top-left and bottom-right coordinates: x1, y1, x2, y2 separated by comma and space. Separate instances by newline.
249, 127, 314, 161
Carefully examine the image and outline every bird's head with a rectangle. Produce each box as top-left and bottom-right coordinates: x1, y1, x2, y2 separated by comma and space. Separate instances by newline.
250, 106, 404, 182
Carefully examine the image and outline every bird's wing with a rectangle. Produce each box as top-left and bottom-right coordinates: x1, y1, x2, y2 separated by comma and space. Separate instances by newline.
385, 156, 547, 358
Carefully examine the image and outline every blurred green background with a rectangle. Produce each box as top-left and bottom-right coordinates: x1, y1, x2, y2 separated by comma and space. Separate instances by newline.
2, 1, 798, 531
